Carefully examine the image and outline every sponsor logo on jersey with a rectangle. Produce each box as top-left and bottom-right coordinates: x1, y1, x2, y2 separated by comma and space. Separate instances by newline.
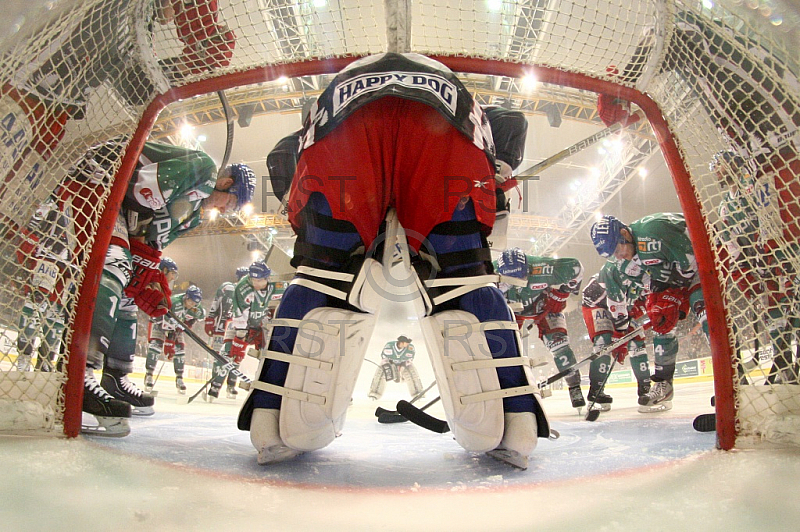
529, 282, 549, 290
530, 264, 554, 276
333, 72, 458, 116
638, 239, 661, 253
642, 258, 662, 265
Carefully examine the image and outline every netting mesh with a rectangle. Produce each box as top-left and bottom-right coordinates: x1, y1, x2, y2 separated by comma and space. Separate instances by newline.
0, 0, 798, 445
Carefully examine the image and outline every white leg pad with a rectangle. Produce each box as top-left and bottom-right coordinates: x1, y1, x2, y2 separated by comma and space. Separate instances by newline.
420, 310, 504, 452
265, 307, 375, 452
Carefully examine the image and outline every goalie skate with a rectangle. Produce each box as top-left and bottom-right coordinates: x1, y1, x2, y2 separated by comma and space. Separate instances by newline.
487, 448, 529, 470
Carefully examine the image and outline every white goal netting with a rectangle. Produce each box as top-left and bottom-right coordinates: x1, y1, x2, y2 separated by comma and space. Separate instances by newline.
0, 0, 798, 447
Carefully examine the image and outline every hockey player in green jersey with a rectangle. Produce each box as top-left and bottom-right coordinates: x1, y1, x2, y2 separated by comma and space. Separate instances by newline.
495, 248, 586, 411
208, 261, 273, 401
205, 266, 249, 354
591, 213, 708, 411
74, 139, 255, 436
368, 335, 424, 400
145, 285, 205, 395
713, 152, 799, 385
582, 261, 654, 411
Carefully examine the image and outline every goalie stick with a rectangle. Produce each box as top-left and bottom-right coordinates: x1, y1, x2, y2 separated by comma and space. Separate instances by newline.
514, 110, 644, 182
166, 309, 252, 390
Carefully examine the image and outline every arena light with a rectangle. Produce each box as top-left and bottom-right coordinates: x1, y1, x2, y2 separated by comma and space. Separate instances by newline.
486, 0, 503, 12
197, 134, 207, 142
179, 123, 194, 138
208, 208, 219, 221
638, 167, 648, 179
241, 203, 254, 216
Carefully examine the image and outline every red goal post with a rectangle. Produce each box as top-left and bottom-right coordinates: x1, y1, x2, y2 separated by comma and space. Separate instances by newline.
0, 0, 798, 450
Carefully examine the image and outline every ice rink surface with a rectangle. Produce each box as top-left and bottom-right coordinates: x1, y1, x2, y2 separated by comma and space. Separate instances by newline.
3, 377, 800, 531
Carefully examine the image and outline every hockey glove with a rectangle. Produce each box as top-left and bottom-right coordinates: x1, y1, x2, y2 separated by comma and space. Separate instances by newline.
245, 327, 265, 350
597, 94, 639, 128
646, 290, 684, 335
204, 317, 216, 336
125, 240, 171, 317
230, 335, 249, 364
163, 338, 176, 361
543, 288, 570, 314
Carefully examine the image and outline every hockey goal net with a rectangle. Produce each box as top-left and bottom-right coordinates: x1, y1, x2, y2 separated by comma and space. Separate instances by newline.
0, 0, 798, 448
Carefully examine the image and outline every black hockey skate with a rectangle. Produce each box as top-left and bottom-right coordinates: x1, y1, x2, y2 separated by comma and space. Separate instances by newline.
83, 369, 131, 437
587, 388, 613, 412
226, 384, 238, 399
175, 376, 187, 395
205, 386, 220, 403
101, 367, 155, 416
568, 386, 586, 413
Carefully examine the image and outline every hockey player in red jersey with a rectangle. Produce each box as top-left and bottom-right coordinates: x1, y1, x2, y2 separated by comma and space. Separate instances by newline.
238, 53, 548, 470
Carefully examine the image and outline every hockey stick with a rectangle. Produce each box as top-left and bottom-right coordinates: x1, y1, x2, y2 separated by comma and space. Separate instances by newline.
166, 310, 252, 389
397, 319, 651, 433
585, 356, 618, 422
539, 319, 648, 389
396, 396, 448, 433
375, 380, 437, 422
217, 90, 235, 177
514, 110, 644, 182
182, 374, 216, 405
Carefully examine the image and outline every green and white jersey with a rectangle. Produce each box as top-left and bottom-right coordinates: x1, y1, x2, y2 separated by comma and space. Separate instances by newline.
494, 254, 583, 316
628, 213, 697, 291
599, 260, 647, 307
381, 341, 416, 364
159, 293, 205, 330
231, 277, 275, 330
126, 142, 217, 250
207, 281, 236, 334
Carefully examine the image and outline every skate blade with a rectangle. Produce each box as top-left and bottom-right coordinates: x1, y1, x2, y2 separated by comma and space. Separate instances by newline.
486, 449, 528, 470
131, 406, 155, 416
589, 403, 612, 412
574, 406, 584, 415
81, 417, 130, 438
257, 446, 302, 465
638, 401, 672, 413
177, 389, 186, 395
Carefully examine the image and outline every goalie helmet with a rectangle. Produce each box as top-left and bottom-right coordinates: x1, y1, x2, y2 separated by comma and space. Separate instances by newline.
590, 215, 627, 258
160, 257, 179, 274
225, 164, 256, 211
248, 261, 271, 279
496, 248, 528, 279
185, 285, 203, 303
235, 266, 249, 280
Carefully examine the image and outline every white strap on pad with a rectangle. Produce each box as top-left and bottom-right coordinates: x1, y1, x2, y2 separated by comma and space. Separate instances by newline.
256, 307, 375, 452
420, 310, 506, 452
